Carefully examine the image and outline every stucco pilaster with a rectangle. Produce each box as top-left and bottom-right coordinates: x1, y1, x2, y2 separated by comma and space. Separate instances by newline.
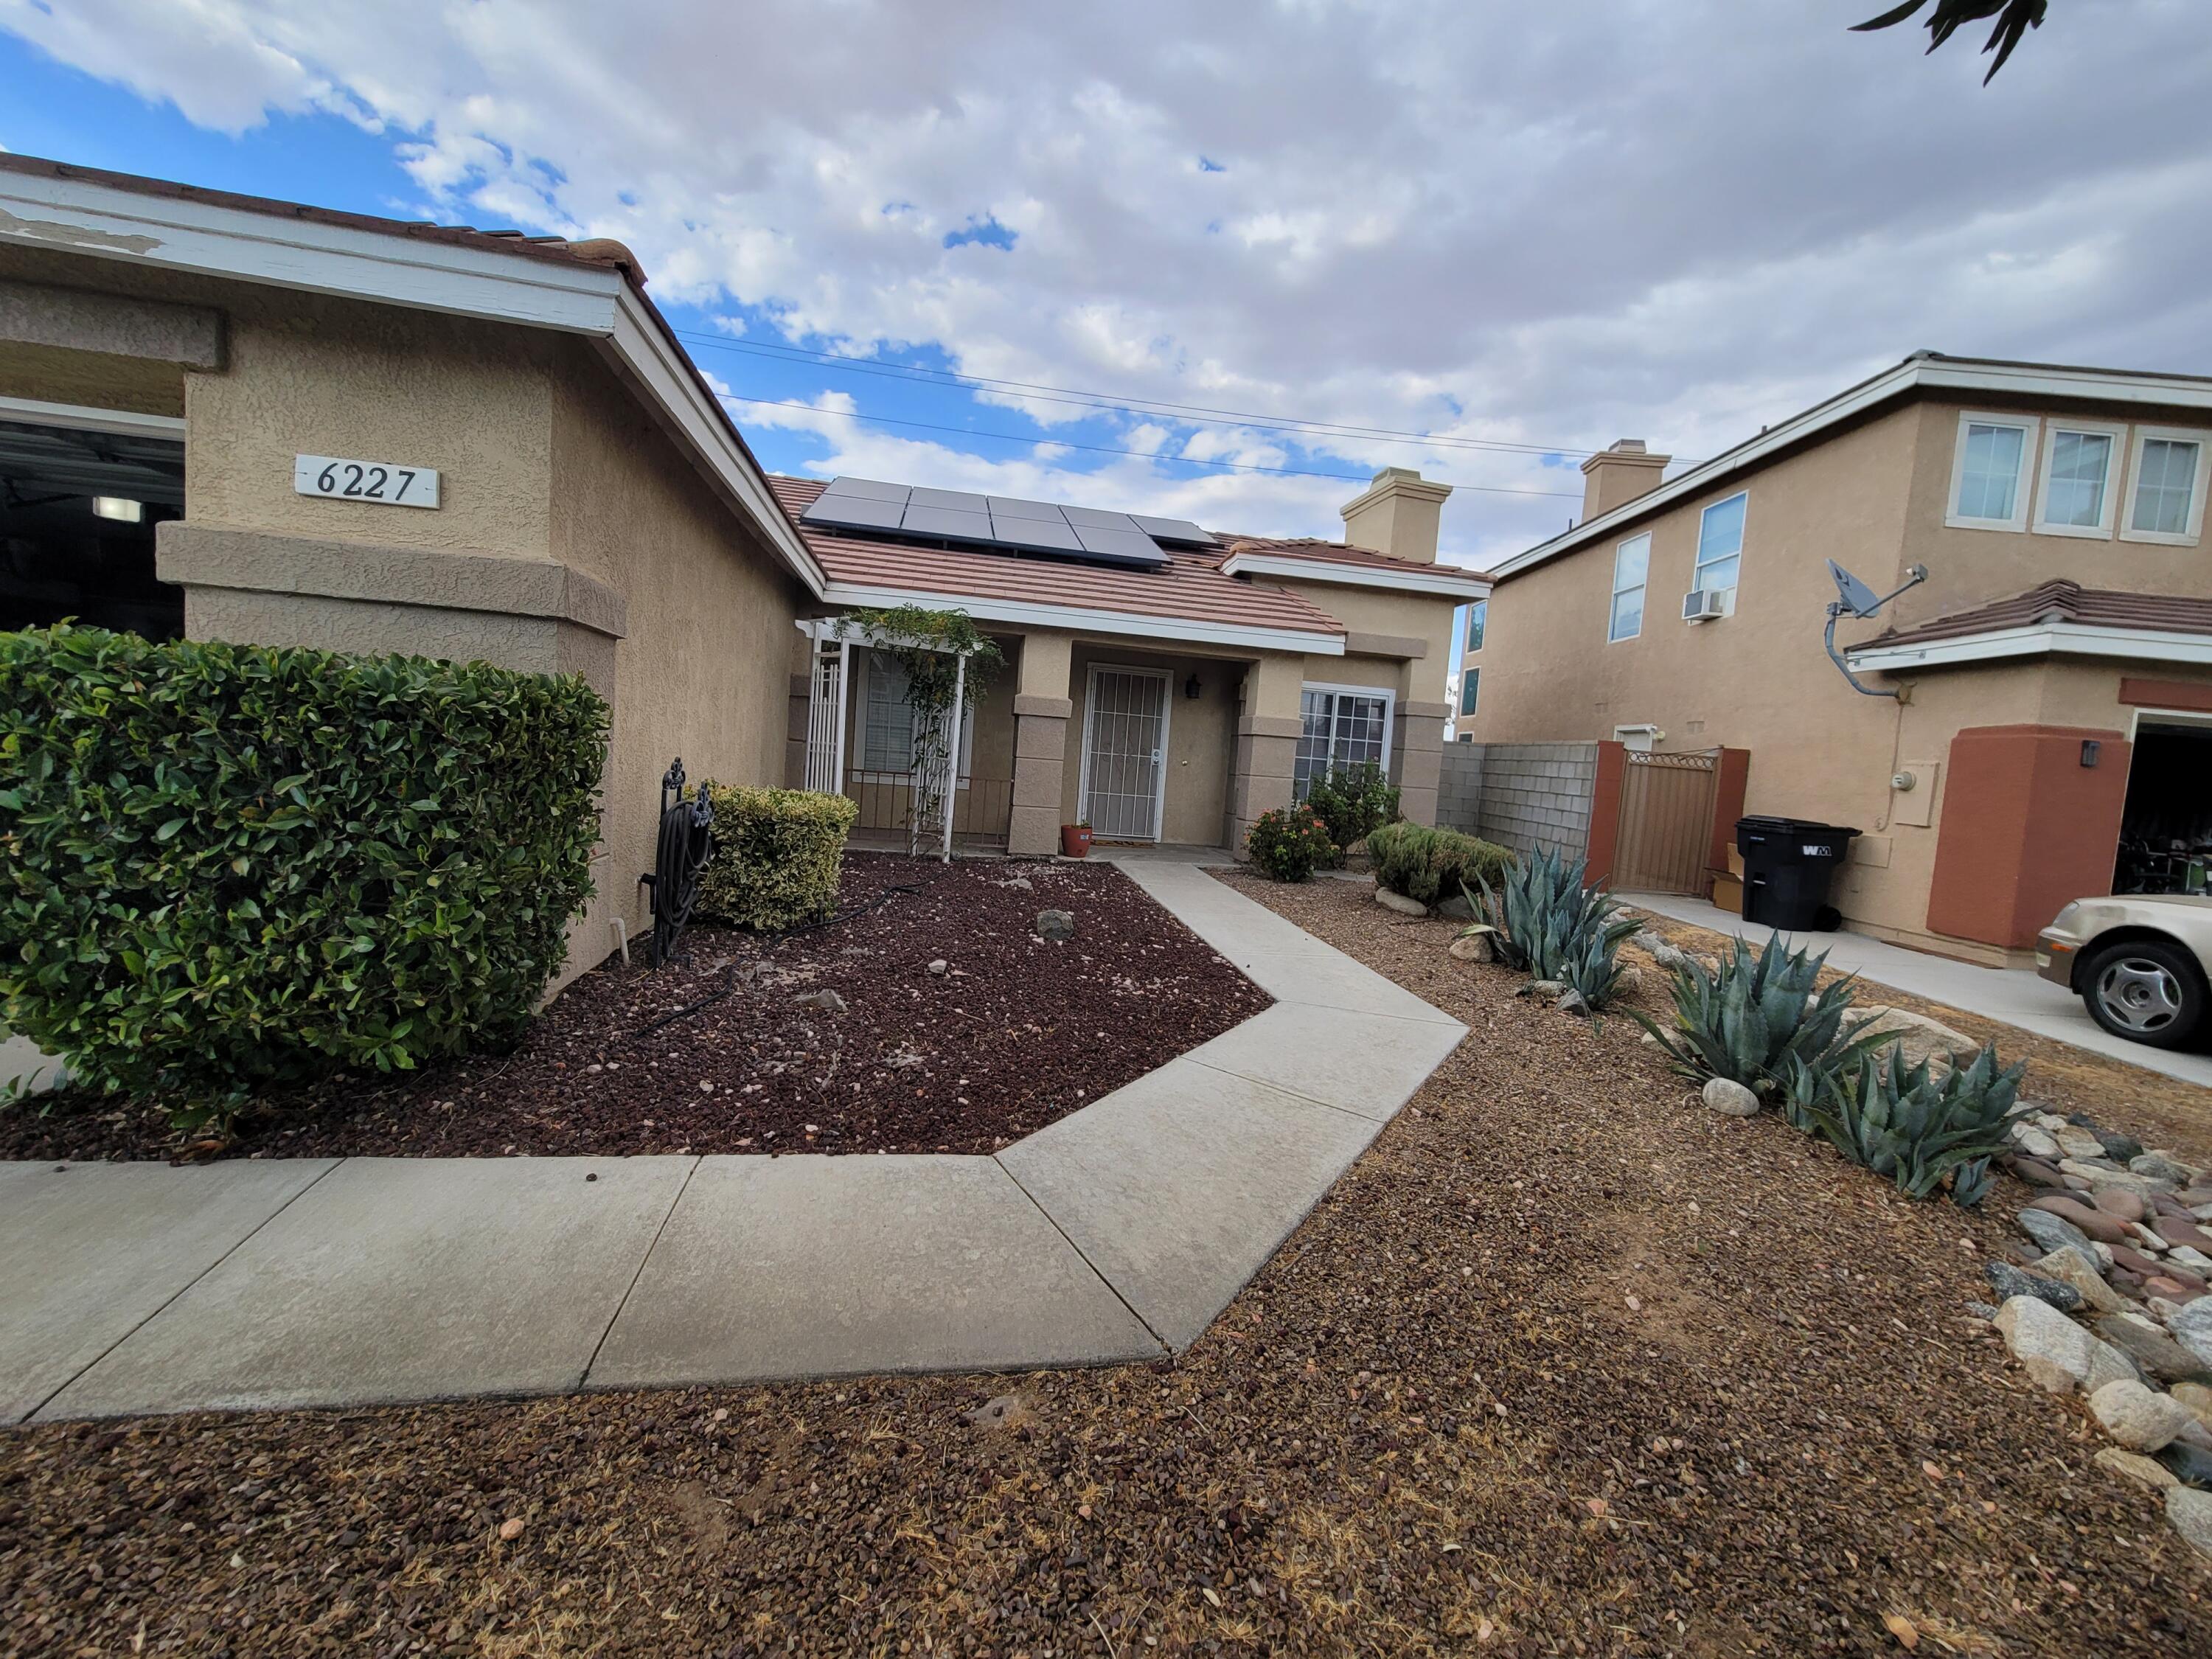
1006, 634, 1076, 855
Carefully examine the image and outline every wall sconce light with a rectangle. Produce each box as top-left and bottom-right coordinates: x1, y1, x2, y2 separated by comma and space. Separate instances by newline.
2080, 740, 2100, 768
1184, 673, 1202, 700
92, 496, 144, 523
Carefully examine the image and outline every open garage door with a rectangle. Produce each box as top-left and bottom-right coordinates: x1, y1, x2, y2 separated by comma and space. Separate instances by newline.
0, 412, 186, 639
2114, 717, 2212, 894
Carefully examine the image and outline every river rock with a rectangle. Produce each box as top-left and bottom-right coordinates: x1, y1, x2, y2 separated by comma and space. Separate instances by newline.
2009, 1122, 2062, 1159
1374, 887, 1427, 917
1436, 891, 1477, 922
1035, 909, 1077, 941
1994, 1296, 2138, 1396
1520, 978, 1567, 999
2053, 1127, 2114, 1164
1701, 1077, 1761, 1118
1986, 1262, 2079, 1312
2157, 1214, 2212, 1253
2174, 1380, 2212, 1428
2096, 1447, 2180, 1491
2168, 1488, 2212, 1559
2017, 1208, 2101, 1273
2093, 1187, 2149, 1225
2136, 1152, 2196, 1185
2090, 1380, 2197, 1452
2169, 1298, 2212, 1368
2090, 1127, 2147, 1164
1448, 928, 1496, 964
2096, 1315, 2211, 1384
2008, 1155, 2069, 1190
2033, 1250, 2128, 1315
2160, 1441, 2212, 1491
2026, 1194, 2131, 1245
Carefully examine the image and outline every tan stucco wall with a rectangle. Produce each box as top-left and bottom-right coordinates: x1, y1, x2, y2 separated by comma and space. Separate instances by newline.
1268, 579, 1457, 705
1470, 392, 2212, 958
0, 338, 185, 414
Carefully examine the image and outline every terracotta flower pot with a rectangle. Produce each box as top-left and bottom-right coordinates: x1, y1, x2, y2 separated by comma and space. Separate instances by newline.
1061, 824, 1093, 858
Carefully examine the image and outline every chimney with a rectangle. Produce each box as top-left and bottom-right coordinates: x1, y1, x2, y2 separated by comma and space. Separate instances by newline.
1579, 439, 1669, 521
1340, 467, 1452, 564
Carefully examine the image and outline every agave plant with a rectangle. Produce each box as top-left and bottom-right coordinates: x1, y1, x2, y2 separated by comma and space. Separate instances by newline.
1784, 1040, 2025, 1206
1634, 931, 1889, 1094
1470, 846, 1641, 1008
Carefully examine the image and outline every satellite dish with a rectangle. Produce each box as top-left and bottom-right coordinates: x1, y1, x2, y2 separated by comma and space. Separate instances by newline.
1828, 560, 1885, 619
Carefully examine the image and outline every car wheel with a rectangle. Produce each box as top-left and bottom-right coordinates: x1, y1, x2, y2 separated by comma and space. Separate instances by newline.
2080, 938, 2205, 1049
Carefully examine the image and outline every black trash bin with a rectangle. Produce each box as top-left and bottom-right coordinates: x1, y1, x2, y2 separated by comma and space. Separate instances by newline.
1736, 815, 1859, 931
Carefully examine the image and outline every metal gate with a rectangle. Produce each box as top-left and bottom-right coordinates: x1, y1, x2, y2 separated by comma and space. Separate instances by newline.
1613, 749, 1720, 894
1081, 666, 1170, 840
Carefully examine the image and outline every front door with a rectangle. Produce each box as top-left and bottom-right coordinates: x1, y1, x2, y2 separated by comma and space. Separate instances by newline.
1082, 665, 1171, 840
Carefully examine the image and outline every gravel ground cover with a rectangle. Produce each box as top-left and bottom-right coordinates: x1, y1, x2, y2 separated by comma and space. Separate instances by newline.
4, 873, 2210, 1656
0, 855, 1267, 1161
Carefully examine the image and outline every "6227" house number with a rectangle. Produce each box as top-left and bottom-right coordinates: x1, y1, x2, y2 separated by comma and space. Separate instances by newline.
293, 453, 442, 509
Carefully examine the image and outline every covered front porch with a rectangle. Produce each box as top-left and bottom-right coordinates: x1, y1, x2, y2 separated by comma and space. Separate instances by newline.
788, 620, 1437, 858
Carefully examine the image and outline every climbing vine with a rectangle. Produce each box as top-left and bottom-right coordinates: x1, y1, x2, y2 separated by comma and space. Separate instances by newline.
837, 605, 1006, 856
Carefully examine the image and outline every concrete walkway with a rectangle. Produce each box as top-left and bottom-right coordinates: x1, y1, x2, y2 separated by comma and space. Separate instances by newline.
1626, 889, 2212, 1090
1, 858, 1463, 1423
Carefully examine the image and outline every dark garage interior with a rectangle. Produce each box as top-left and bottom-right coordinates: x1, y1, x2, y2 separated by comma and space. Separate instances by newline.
2113, 720, 2212, 894
0, 417, 185, 639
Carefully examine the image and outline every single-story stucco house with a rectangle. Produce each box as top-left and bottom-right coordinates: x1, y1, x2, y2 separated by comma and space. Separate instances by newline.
0, 154, 1484, 989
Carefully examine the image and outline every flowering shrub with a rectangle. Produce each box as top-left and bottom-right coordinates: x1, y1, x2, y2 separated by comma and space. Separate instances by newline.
1245, 806, 1337, 883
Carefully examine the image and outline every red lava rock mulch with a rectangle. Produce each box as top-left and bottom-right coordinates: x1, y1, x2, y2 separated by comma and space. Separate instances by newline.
0, 854, 1267, 1161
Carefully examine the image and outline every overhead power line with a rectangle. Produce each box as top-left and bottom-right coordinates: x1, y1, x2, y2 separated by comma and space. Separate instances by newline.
720, 393, 1585, 498
676, 328, 1599, 462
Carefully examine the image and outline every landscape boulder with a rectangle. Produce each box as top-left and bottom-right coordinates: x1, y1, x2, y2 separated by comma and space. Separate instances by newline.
1844, 1006, 1980, 1074
2168, 1487, 2212, 1560
2017, 1208, 2101, 1272
1985, 1262, 2080, 1312
2025, 1194, 2131, 1245
1036, 909, 1077, 942
2089, 1379, 2197, 1453
1374, 887, 1428, 918
2096, 1314, 2212, 1384
2032, 1250, 2127, 1315
2095, 1447, 2180, 1491
1993, 1295, 2138, 1395
1701, 1077, 1761, 1118
1447, 929, 1495, 964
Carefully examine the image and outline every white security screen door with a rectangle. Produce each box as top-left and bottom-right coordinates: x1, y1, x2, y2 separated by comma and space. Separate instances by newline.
1082, 666, 1171, 840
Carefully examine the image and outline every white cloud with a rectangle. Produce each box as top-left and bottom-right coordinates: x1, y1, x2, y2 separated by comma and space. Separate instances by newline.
5, 0, 2208, 573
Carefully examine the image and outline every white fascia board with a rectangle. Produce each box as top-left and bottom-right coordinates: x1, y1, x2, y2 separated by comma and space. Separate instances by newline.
1220, 551, 1492, 600
0, 167, 621, 331
605, 296, 825, 594
818, 582, 1346, 655
1492, 355, 2212, 582
1846, 622, 2212, 672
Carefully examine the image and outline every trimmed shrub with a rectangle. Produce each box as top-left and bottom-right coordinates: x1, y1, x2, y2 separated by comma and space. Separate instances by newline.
1302, 762, 1400, 858
695, 785, 857, 930
1368, 821, 1514, 908
1245, 804, 1336, 882
0, 625, 608, 1126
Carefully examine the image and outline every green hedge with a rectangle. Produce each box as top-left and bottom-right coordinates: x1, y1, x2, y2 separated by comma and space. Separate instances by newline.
696, 785, 857, 931
1368, 821, 1515, 908
0, 625, 608, 1122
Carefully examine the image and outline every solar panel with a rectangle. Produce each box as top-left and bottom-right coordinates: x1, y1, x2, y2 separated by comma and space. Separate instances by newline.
801, 493, 906, 532
902, 504, 993, 541
1131, 514, 1214, 546
1062, 505, 1134, 530
994, 513, 1085, 552
985, 495, 1066, 523
909, 486, 988, 512
815, 476, 908, 504
1073, 524, 1170, 564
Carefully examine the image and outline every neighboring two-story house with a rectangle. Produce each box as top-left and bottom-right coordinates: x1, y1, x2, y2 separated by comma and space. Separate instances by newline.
1467, 352, 2212, 967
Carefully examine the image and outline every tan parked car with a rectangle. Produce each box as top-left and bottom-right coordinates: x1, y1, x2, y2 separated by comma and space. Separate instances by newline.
2038, 895, 2212, 1050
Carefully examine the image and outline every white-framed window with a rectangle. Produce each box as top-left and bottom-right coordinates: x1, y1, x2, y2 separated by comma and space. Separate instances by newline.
1294, 684, 1394, 801
1946, 411, 2037, 532
1609, 532, 1650, 641
1692, 492, 1747, 597
1464, 597, 1486, 654
855, 650, 975, 781
2121, 425, 2209, 546
1458, 667, 1480, 720
2034, 420, 2125, 538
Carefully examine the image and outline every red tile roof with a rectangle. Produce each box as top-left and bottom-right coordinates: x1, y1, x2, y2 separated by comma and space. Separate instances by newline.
771, 476, 1352, 639
1860, 580, 2212, 649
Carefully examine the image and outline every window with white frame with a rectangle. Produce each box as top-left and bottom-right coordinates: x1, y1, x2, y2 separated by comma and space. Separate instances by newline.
1609, 532, 1650, 641
1692, 493, 1746, 596
1458, 667, 1480, 720
1464, 597, 1486, 654
2034, 421, 2124, 538
1294, 685, 1393, 801
2124, 427, 2209, 545
1947, 413, 2036, 530
855, 650, 975, 779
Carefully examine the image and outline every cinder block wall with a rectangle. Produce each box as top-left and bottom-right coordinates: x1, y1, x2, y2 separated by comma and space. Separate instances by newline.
1436, 740, 1600, 860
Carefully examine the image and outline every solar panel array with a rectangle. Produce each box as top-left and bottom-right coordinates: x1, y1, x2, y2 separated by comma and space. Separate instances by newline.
799, 477, 1214, 570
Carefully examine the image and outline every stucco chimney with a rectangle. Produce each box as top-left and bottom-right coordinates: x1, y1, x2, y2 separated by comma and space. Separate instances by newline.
1579, 439, 1669, 521
1340, 467, 1452, 564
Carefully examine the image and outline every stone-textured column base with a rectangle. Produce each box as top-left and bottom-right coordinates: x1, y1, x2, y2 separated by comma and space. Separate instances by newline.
1392, 700, 1449, 828
1228, 714, 1301, 856
1009, 692, 1073, 856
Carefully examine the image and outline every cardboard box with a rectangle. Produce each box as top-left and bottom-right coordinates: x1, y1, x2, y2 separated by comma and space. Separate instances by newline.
1711, 872, 1744, 916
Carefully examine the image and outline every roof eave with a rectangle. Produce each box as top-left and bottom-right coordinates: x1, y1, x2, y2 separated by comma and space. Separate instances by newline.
816, 580, 1346, 655
1220, 550, 1492, 600
1846, 621, 2212, 672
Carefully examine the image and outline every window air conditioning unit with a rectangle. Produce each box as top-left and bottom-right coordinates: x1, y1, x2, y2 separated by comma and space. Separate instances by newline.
1681, 588, 1728, 622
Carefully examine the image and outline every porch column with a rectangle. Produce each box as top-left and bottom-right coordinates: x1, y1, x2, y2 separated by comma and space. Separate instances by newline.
1229, 652, 1304, 856
1008, 630, 1074, 856
1393, 698, 1450, 827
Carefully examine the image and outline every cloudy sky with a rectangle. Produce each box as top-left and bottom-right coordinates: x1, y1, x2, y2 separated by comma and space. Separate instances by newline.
1, 0, 2205, 578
